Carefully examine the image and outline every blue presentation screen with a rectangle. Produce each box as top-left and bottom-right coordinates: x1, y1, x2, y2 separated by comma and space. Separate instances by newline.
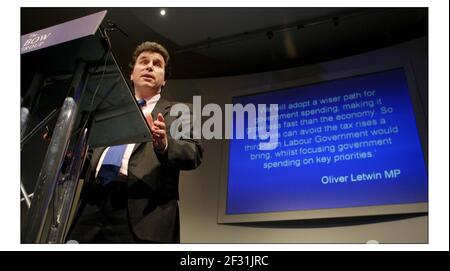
227, 68, 428, 215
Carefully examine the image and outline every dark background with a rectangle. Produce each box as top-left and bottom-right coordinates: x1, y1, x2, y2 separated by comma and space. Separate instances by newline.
21, 7, 427, 80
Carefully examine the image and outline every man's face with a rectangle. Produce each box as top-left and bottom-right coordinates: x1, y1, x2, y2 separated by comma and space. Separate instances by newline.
130, 51, 166, 93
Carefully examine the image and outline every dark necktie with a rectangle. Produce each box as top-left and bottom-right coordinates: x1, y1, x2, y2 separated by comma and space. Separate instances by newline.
137, 99, 146, 107
97, 99, 146, 185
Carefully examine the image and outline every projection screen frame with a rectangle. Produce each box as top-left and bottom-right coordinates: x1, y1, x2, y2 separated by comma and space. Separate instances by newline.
217, 61, 428, 224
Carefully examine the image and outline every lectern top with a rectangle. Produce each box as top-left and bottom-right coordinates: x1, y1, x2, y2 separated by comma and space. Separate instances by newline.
21, 10, 107, 54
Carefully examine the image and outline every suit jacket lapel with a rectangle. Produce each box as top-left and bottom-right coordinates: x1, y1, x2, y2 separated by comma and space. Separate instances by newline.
151, 97, 172, 120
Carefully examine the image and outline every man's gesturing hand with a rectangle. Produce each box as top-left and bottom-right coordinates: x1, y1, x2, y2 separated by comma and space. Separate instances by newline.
146, 113, 168, 153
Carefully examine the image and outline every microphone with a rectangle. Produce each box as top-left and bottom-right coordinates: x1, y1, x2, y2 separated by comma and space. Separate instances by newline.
105, 20, 129, 37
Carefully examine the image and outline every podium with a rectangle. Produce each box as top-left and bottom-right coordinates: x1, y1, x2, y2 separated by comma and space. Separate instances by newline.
20, 10, 152, 243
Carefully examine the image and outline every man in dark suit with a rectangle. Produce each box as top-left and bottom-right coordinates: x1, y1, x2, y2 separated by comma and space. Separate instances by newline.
67, 41, 203, 243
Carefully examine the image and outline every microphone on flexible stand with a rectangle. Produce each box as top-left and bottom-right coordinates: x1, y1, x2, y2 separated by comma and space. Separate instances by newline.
105, 20, 129, 37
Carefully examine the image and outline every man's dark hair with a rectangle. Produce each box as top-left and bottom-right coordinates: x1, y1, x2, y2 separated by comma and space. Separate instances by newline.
129, 41, 171, 80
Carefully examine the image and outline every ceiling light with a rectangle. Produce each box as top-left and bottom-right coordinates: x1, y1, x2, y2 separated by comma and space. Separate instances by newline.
160, 9, 166, 16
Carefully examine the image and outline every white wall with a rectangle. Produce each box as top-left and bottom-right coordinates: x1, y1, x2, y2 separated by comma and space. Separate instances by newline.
164, 37, 428, 243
